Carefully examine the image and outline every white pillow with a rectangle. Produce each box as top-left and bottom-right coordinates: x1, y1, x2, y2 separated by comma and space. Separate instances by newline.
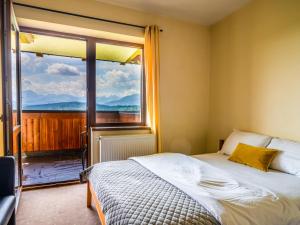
220, 130, 272, 155
268, 138, 300, 176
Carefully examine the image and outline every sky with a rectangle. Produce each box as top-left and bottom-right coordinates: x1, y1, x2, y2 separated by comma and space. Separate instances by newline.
19, 52, 142, 106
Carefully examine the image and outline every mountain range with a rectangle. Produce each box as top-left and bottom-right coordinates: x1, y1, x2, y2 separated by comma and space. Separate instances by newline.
22, 91, 141, 111
105, 94, 140, 106
23, 102, 140, 111
22, 90, 127, 106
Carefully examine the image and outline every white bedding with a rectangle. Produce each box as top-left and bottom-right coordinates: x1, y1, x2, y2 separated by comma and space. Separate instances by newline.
131, 153, 300, 225
193, 153, 300, 209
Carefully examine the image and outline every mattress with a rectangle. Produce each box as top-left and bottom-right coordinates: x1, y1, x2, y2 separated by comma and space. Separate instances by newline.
193, 153, 300, 209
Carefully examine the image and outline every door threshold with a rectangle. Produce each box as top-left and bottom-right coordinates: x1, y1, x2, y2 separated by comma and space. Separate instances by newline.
15, 186, 22, 212
22, 179, 80, 191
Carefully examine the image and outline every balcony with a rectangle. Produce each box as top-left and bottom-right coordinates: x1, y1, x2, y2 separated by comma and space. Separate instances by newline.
13, 110, 140, 185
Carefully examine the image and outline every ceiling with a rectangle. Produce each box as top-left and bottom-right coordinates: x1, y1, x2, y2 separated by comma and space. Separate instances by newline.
20, 32, 142, 64
16, 18, 144, 44
96, 0, 251, 25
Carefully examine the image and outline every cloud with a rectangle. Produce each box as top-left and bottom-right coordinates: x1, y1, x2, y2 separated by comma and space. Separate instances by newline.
22, 74, 86, 98
21, 53, 87, 100
96, 68, 140, 97
21, 53, 31, 65
21, 55, 142, 103
47, 63, 81, 76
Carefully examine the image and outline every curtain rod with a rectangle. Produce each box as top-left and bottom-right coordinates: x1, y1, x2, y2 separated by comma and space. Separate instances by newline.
13, 2, 163, 32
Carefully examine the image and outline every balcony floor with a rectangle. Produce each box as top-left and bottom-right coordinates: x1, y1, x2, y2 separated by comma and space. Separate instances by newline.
22, 151, 83, 186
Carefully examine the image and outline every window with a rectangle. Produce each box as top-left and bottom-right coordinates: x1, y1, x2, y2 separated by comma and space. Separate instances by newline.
95, 42, 145, 125
19, 29, 145, 127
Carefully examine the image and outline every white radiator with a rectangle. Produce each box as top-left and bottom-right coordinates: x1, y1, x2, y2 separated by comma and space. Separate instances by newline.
98, 134, 156, 162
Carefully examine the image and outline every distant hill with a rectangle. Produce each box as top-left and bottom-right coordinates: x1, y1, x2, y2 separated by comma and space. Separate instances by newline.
22, 90, 85, 106
106, 94, 140, 106
97, 95, 120, 104
23, 102, 86, 111
22, 90, 136, 106
23, 101, 140, 112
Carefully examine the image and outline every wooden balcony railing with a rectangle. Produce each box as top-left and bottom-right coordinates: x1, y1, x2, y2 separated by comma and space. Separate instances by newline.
13, 111, 140, 153
20, 111, 86, 153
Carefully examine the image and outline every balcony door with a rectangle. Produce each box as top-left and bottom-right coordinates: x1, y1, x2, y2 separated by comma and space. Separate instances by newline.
19, 28, 87, 186
1, 0, 22, 187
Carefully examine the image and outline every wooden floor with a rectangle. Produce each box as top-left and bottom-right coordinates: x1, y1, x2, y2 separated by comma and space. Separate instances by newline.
22, 153, 83, 186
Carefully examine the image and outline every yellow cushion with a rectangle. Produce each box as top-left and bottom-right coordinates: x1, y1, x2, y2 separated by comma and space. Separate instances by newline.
228, 143, 278, 171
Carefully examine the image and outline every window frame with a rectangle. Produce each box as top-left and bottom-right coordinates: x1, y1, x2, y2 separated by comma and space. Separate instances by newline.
19, 26, 147, 128
92, 39, 146, 127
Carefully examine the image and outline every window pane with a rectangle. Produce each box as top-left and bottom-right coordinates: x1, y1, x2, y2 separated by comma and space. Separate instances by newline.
11, 26, 20, 187
96, 43, 143, 124
11, 27, 18, 126
20, 33, 86, 111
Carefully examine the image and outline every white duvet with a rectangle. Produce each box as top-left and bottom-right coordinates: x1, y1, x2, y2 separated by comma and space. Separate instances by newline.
131, 153, 300, 225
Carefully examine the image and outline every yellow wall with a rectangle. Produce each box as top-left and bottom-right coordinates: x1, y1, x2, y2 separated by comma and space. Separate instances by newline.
207, 0, 300, 152
11, 0, 300, 156
14, 0, 211, 155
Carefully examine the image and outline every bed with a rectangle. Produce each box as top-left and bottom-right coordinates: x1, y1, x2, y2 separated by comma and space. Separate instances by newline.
85, 152, 300, 225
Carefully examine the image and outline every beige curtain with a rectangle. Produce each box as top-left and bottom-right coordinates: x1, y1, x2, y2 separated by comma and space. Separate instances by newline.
144, 25, 161, 152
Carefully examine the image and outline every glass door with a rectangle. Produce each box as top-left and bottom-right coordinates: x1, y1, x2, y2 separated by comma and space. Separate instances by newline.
11, 15, 22, 187
1, 0, 22, 187
19, 30, 87, 186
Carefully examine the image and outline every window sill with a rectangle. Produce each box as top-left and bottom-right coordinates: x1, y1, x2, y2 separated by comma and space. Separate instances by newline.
91, 126, 151, 131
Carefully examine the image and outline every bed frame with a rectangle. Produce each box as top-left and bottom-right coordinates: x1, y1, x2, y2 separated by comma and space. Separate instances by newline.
87, 181, 106, 225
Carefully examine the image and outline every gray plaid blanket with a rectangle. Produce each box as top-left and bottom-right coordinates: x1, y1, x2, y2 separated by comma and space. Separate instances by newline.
86, 160, 220, 225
